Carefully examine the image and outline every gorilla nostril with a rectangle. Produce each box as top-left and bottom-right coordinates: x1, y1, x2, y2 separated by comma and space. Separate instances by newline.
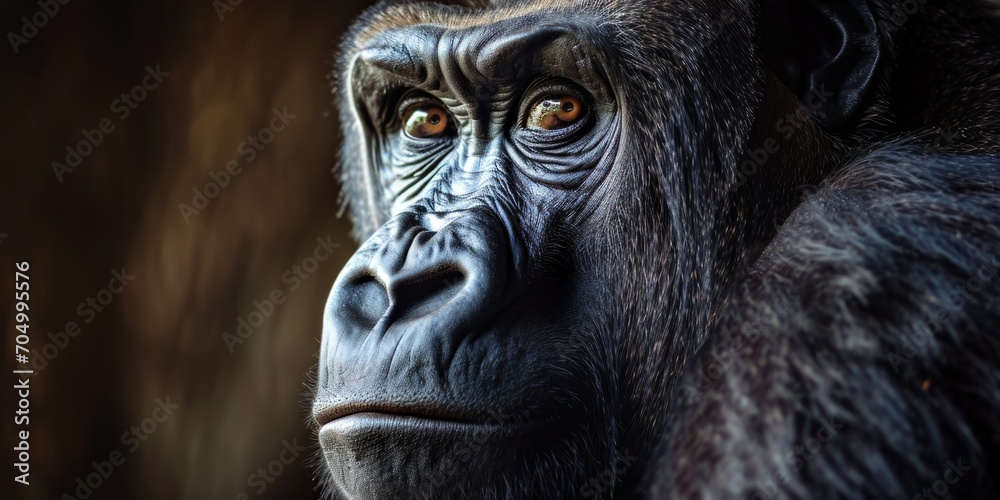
391, 268, 466, 321
345, 274, 390, 328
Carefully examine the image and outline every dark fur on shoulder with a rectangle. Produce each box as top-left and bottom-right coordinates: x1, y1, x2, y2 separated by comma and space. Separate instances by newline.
652, 146, 1000, 498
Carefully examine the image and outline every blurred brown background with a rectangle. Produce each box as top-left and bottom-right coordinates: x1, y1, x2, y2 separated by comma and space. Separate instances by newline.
1, 1, 373, 498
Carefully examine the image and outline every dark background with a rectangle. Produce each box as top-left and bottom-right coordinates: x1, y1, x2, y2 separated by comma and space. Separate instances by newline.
1, 1, 373, 498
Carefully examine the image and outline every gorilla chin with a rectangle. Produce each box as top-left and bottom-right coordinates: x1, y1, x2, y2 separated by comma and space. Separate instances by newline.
318, 413, 519, 497
320, 412, 504, 498
315, 395, 588, 498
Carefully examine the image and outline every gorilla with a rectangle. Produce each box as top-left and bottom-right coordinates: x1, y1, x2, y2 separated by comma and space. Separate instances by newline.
310, 0, 1000, 497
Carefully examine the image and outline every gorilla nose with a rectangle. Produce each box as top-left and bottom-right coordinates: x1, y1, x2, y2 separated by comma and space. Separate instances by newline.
328, 210, 509, 342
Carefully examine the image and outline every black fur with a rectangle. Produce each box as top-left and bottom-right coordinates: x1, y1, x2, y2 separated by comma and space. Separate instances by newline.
315, 0, 1000, 498
653, 146, 1000, 498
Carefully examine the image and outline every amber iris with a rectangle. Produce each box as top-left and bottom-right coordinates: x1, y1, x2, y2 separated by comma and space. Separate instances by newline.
403, 104, 450, 138
527, 95, 584, 130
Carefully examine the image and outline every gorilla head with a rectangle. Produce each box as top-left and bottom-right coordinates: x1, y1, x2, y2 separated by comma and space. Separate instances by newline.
310, 0, 1000, 498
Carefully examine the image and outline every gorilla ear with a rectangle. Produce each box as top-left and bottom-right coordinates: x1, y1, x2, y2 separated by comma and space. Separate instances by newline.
760, 0, 882, 129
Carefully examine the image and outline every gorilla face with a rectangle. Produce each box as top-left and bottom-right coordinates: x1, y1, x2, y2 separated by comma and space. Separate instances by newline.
315, 14, 627, 498
313, 1, 763, 497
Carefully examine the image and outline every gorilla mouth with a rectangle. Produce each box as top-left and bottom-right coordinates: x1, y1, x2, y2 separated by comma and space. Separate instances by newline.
314, 401, 548, 444
314, 403, 485, 429
319, 412, 501, 442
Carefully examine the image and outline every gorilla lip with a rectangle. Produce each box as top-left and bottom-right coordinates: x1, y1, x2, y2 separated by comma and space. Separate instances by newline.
317, 409, 517, 448
314, 403, 485, 428
320, 412, 502, 438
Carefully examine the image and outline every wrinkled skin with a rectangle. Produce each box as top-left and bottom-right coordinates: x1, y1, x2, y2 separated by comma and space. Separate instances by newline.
311, 0, 1000, 498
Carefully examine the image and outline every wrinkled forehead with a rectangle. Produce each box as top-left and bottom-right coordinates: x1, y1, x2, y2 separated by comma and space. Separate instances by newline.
348, 0, 613, 46
344, 2, 615, 89
366, 25, 582, 82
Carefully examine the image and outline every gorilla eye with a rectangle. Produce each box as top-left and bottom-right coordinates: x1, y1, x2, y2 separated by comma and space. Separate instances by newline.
401, 103, 452, 139
526, 95, 585, 130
